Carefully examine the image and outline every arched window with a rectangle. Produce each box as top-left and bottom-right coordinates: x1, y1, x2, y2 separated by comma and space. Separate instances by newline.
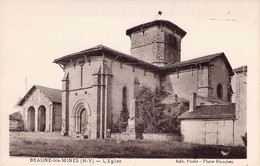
122, 87, 127, 105
217, 84, 223, 99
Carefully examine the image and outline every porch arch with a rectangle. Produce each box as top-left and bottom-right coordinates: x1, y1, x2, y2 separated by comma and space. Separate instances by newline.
38, 105, 46, 132
28, 106, 35, 131
72, 100, 91, 135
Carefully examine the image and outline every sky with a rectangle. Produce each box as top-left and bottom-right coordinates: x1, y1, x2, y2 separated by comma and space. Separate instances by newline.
0, 0, 259, 114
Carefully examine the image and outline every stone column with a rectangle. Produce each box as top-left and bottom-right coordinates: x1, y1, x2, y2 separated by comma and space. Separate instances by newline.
197, 65, 210, 97
35, 106, 38, 132
24, 107, 28, 131
45, 106, 50, 132
61, 73, 69, 136
126, 99, 137, 139
50, 104, 53, 132
76, 116, 80, 134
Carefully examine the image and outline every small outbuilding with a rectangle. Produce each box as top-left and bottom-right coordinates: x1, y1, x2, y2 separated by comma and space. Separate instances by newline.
17, 85, 62, 132
9, 111, 23, 131
179, 93, 236, 146
179, 66, 247, 147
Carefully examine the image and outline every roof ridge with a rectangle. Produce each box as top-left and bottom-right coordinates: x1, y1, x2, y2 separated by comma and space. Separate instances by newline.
18, 85, 62, 106
34, 84, 61, 91
165, 52, 224, 67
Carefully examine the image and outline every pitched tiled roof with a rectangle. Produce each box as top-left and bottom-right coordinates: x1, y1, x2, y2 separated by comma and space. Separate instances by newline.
164, 52, 234, 75
18, 85, 62, 106
53, 45, 160, 71
126, 20, 187, 37
197, 95, 230, 105
9, 111, 22, 121
53, 45, 234, 75
165, 53, 222, 67
178, 104, 235, 120
160, 91, 189, 104
35, 85, 62, 103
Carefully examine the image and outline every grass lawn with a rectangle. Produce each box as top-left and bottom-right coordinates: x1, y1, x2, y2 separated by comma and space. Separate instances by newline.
9, 132, 246, 158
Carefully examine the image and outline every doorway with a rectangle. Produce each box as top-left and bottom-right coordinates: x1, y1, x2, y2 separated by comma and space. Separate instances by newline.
205, 122, 218, 145
80, 109, 88, 134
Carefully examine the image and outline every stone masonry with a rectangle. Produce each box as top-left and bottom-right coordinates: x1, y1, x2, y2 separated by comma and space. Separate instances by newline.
53, 20, 245, 144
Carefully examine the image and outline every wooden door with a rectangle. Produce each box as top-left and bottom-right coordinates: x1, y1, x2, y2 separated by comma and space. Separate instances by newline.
205, 122, 218, 145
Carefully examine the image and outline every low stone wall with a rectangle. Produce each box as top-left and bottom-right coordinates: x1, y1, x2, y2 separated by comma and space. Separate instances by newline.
142, 133, 182, 142
111, 133, 182, 141
111, 132, 142, 140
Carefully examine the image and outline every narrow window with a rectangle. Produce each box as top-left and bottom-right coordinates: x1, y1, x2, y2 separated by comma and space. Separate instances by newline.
168, 34, 178, 50
122, 87, 127, 105
80, 67, 83, 87
79, 60, 85, 87
217, 84, 223, 99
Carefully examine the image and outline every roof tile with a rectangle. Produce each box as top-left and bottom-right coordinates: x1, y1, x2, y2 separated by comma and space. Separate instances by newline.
178, 104, 235, 120
18, 85, 61, 106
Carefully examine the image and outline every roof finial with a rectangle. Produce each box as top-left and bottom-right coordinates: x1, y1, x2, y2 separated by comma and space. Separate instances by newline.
156, 11, 162, 20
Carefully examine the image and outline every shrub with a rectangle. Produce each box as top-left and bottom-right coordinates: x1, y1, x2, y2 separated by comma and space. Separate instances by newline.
119, 98, 129, 132
136, 86, 185, 134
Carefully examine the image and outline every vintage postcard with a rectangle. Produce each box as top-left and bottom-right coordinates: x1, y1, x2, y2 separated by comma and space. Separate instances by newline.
0, 0, 259, 166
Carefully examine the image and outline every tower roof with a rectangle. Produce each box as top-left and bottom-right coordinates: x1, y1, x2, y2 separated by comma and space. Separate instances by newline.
126, 20, 187, 37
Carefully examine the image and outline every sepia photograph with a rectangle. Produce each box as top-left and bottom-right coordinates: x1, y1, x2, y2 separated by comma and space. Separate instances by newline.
0, 0, 259, 165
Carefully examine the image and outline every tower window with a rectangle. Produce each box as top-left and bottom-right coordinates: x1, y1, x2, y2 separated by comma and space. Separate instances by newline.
217, 84, 223, 99
167, 34, 178, 50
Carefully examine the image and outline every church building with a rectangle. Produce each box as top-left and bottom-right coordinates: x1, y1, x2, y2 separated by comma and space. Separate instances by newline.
53, 20, 246, 145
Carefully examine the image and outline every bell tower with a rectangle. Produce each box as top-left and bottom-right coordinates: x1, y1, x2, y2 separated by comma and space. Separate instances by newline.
126, 20, 186, 66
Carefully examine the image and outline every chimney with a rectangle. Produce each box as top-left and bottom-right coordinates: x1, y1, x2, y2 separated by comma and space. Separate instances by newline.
189, 92, 197, 112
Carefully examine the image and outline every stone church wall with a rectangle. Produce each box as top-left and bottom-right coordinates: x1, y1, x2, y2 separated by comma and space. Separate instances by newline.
165, 69, 199, 100
130, 26, 182, 66
165, 57, 231, 102
209, 57, 230, 101
233, 70, 247, 146
63, 56, 103, 138
130, 26, 159, 64
107, 59, 160, 132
